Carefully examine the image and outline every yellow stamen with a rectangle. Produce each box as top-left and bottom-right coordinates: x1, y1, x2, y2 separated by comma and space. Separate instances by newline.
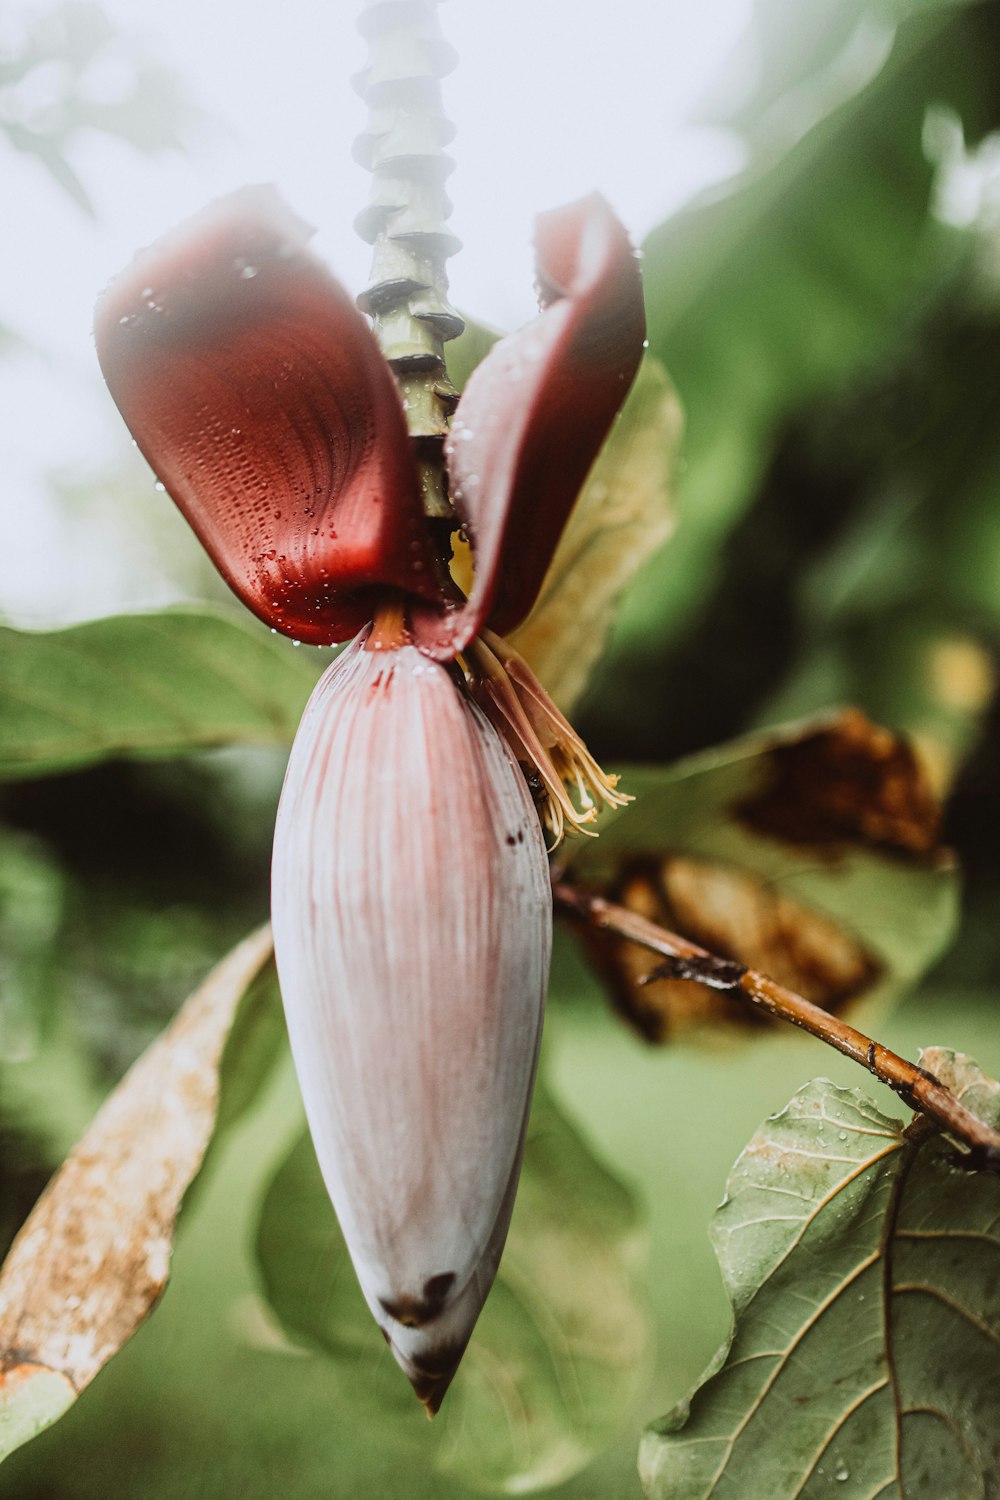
469, 630, 632, 848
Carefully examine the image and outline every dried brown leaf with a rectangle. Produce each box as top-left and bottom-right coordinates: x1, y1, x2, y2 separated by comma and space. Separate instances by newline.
509, 355, 680, 712
567, 709, 955, 1041
0, 923, 274, 1462
586, 858, 879, 1041
737, 707, 941, 856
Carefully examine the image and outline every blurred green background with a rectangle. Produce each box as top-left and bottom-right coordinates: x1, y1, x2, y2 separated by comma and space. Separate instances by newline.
2, 0, 1000, 1494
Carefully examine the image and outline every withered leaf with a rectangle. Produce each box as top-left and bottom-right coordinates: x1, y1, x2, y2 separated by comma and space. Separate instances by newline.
736, 706, 941, 855
564, 710, 956, 1039
509, 355, 680, 712
587, 858, 879, 1042
0, 923, 274, 1463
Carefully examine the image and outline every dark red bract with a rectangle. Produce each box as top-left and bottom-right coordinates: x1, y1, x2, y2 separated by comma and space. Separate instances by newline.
95, 185, 645, 655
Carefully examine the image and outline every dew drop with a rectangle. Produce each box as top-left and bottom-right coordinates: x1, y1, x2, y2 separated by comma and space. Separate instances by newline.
642, 338, 650, 349
834, 1461, 849, 1482
838, 1130, 848, 1141
154, 481, 166, 492
240, 264, 259, 279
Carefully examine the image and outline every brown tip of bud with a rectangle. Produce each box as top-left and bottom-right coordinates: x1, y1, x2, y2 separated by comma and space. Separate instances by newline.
379, 1326, 462, 1416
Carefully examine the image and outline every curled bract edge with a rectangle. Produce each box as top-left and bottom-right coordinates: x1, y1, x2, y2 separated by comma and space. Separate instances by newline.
95, 185, 645, 655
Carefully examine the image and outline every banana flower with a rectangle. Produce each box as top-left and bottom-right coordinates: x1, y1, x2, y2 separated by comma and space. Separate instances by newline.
94, 186, 644, 1411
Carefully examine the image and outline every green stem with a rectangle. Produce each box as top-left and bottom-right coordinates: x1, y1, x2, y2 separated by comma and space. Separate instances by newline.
355, 0, 464, 524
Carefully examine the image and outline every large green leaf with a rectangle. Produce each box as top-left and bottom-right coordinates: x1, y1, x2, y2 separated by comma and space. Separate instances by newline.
0, 610, 324, 780
565, 711, 957, 1034
256, 1083, 650, 1495
510, 356, 681, 712
640, 1049, 1000, 1498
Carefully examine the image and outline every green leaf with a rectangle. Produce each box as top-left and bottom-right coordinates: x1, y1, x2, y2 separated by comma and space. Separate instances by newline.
0, 925, 275, 1465
615, 0, 1000, 663
566, 711, 957, 1035
257, 1083, 650, 1494
445, 317, 500, 391
0, 609, 325, 780
640, 1050, 1000, 1499
510, 356, 681, 713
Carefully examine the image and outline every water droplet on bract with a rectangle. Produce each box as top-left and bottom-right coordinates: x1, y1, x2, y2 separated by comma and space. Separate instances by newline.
292, 639, 301, 647
141, 286, 153, 298
119, 313, 139, 329
240, 264, 259, 279
270, 628, 278, 634
834, 1461, 849, 1482
459, 427, 475, 442
838, 1130, 848, 1140
154, 481, 165, 492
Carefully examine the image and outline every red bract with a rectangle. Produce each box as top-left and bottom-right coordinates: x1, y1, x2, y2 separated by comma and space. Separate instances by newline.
95, 185, 644, 652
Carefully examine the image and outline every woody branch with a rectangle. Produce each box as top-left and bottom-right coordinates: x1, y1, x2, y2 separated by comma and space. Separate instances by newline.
552, 878, 1000, 1171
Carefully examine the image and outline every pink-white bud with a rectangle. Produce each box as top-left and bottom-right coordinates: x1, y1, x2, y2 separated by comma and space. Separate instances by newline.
271, 633, 552, 1413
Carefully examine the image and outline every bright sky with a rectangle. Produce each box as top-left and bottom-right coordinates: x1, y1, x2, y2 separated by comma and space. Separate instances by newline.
2, 0, 753, 625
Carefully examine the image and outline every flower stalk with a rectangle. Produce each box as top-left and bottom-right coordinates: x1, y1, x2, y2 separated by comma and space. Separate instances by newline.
354, 0, 464, 527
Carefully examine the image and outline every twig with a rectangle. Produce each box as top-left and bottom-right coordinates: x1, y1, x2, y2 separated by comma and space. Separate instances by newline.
552, 879, 1000, 1171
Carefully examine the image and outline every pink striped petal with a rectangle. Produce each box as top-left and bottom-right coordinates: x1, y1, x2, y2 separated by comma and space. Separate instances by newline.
412, 193, 645, 658
271, 634, 551, 1412
95, 187, 448, 645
